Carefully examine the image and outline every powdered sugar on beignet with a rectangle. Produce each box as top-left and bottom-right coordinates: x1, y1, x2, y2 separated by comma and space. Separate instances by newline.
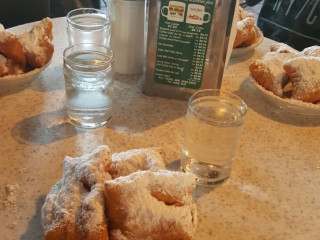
283, 56, 320, 103
41, 145, 112, 240
19, 17, 54, 68
0, 31, 26, 65
0, 54, 25, 77
104, 170, 197, 240
42, 145, 198, 240
269, 42, 300, 54
234, 16, 256, 48
249, 51, 297, 97
109, 148, 165, 179
302, 46, 320, 57
233, 7, 258, 48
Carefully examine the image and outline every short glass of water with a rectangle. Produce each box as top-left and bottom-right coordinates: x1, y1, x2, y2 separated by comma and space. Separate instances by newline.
67, 8, 111, 46
63, 44, 114, 128
181, 89, 247, 186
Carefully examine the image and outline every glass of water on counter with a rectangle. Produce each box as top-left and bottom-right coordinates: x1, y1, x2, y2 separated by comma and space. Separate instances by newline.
67, 8, 111, 46
63, 44, 114, 128
181, 89, 247, 186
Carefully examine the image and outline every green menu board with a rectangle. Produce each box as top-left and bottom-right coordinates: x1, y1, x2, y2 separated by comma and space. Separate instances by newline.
154, 0, 215, 89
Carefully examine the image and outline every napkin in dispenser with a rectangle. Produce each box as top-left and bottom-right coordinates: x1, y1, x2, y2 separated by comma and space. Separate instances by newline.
109, 0, 145, 75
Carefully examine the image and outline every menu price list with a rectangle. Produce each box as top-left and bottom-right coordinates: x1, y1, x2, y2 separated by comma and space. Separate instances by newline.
154, 0, 214, 89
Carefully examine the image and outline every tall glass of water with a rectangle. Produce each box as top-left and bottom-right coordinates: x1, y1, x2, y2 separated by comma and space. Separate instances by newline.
181, 89, 247, 185
63, 44, 114, 128
67, 8, 111, 47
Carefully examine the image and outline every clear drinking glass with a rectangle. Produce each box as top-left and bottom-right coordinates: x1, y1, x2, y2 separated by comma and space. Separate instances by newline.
63, 44, 114, 128
67, 8, 111, 47
181, 89, 247, 185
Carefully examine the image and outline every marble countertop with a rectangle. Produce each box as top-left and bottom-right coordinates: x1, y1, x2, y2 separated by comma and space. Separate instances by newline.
1, 17, 320, 240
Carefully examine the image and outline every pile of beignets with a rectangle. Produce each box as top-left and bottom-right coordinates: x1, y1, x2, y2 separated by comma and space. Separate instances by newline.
0, 18, 54, 77
233, 7, 260, 48
41, 145, 197, 240
249, 43, 320, 103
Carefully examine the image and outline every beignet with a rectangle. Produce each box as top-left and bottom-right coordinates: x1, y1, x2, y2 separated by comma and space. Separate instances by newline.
42, 145, 198, 240
0, 18, 54, 77
249, 51, 297, 97
0, 31, 26, 65
283, 56, 320, 102
301, 45, 320, 57
104, 170, 197, 240
269, 42, 300, 54
109, 147, 165, 179
41, 145, 112, 240
0, 54, 25, 77
19, 17, 54, 68
233, 7, 258, 48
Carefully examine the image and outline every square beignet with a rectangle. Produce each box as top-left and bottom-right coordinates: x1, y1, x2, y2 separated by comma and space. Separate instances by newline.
283, 56, 320, 103
19, 17, 54, 68
0, 31, 26, 65
109, 147, 165, 179
249, 51, 298, 97
233, 7, 259, 48
104, 170, 197, 240
41, 145, 112, 240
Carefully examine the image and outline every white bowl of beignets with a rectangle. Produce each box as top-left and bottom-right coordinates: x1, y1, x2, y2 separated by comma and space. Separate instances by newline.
249, 43, 320, 115
232, 27, 263, 58
231, 7, 264, 58
0, 59, 51, 87
0, 18, 54, 88
251, 77, 320, 115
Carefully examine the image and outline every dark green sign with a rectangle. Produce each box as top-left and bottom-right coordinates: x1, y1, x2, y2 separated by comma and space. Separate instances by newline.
154, 0, 215, 89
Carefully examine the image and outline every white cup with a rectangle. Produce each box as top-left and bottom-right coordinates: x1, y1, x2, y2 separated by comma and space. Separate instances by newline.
113, 0, 145, 74
161, 1, 186, 22
186, 4, 211, 25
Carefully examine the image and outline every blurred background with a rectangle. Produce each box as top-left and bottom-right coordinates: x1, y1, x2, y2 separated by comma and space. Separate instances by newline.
0, 0, 263, 29
0, 0, 107, 28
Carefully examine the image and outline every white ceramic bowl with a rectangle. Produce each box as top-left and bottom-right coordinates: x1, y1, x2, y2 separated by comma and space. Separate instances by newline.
251, 77, 320, 115
231, 27, 264, 58
0, 60, 51, 88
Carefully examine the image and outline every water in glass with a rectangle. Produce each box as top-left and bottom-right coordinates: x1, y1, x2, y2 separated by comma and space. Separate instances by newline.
64, 50, 113, 128
67, 13, 110, 46
181, 95, 244, 185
